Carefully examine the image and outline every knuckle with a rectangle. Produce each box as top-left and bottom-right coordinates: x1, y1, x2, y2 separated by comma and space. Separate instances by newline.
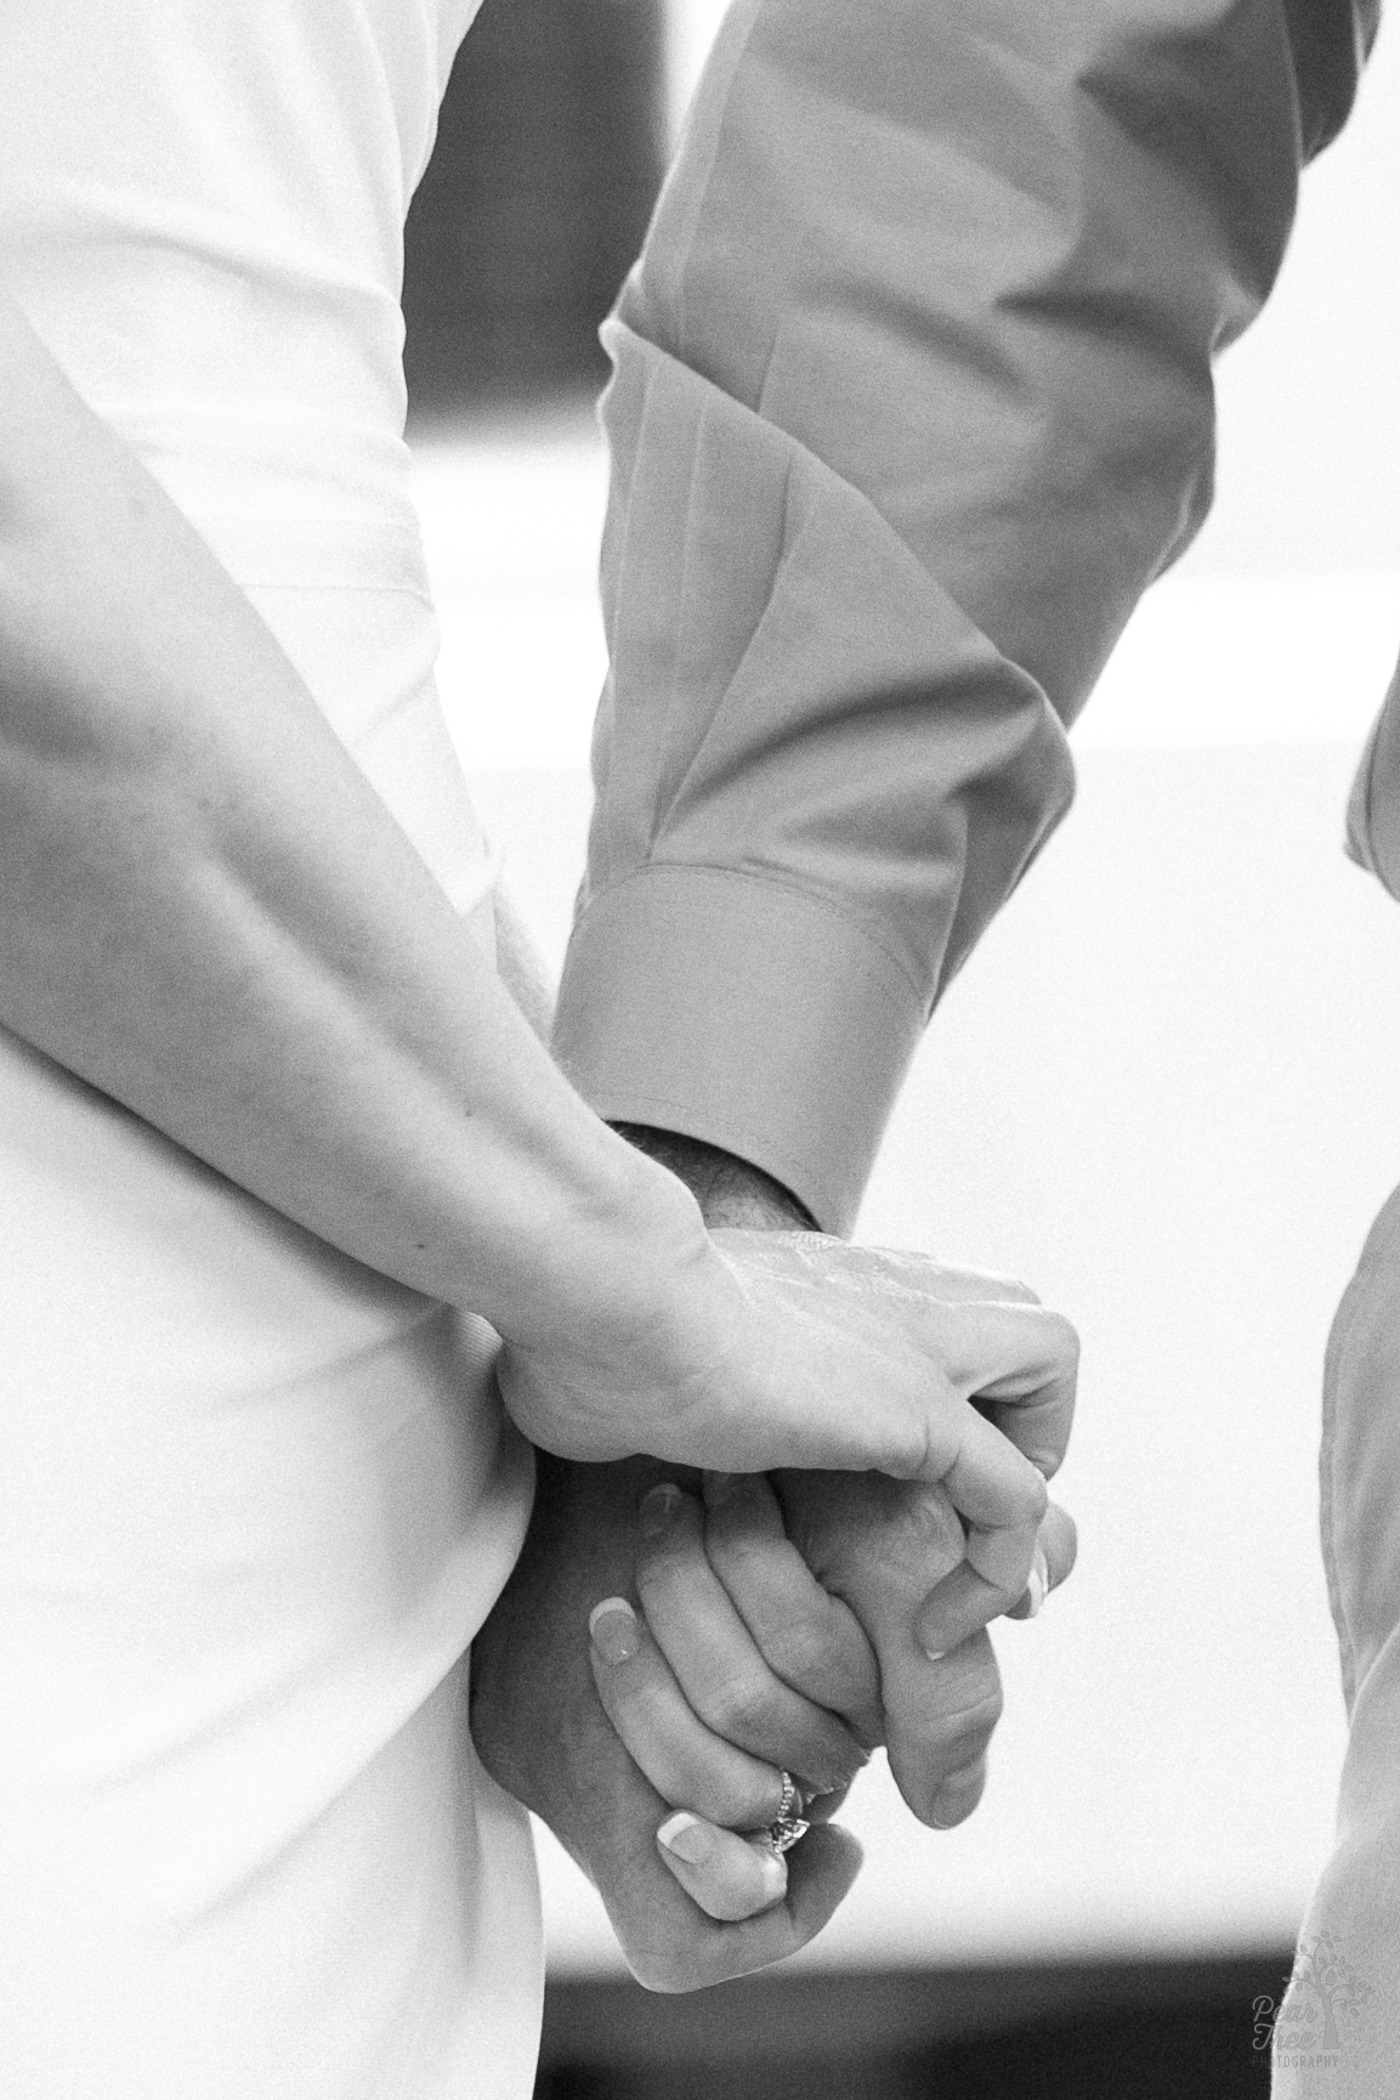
699, 1668, 774, 1742
761, 1613, 842, 1685
830, 1485, 962, 1595
634, 1541, 696, 1610
706, 1530, 782, 1592
901, 1486, 966, 1563
688, 1768, 775, 1831
927, 1685, 1004, 1750
960, 1684, 1005, 1738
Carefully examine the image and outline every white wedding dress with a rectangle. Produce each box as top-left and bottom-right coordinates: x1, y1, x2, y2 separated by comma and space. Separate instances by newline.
0, 5, 544, 2093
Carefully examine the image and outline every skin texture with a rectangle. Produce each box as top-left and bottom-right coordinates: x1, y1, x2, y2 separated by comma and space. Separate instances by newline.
469, 1452, 864, 1989
471, 1124, 1078, 1971
0, 303, 1077, 1547
0, 304, 1077, 1986
616, 1129, 1075, 1826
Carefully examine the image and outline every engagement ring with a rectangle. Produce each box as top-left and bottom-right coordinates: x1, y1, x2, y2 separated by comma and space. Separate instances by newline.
766, 1771, 810, 1855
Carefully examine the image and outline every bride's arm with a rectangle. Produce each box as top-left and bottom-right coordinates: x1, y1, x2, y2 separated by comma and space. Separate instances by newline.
0, 292, 1069, 1540
0, 293, 703, 1347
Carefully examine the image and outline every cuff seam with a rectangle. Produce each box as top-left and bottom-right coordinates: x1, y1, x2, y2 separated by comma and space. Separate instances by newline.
582, 859, 928, 1013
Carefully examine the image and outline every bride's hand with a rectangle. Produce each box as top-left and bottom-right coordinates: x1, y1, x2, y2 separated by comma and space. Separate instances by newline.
499, 1230, 1077, 1639
592, 1464, 1078, 1911
587, 1478, 877, 1921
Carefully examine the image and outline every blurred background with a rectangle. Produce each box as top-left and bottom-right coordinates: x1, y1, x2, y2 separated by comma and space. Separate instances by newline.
401, 4, 1400, 2092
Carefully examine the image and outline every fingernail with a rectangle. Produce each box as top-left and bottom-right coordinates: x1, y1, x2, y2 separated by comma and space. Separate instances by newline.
639, 1483, 684, 1538
757, 1850, 787, 1901
921, 1642, 948, 1663
1023, 1550, 1049, 1619
588, 1597, 641, 1665
657, 1812, 713, 1865
703, 1471, 744, 1504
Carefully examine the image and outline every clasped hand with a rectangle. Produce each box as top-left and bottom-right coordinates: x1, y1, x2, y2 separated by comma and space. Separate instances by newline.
497, 1226, 1078, 1649
475, 1231, 1079, 1989
587, 1465, 1076, 1928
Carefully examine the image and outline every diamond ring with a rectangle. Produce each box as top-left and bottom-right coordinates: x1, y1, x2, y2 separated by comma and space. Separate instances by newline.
766, 1770, 810, 1855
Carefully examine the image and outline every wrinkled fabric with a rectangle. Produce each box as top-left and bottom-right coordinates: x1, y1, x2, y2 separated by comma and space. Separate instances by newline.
554, 0, 1378, 1233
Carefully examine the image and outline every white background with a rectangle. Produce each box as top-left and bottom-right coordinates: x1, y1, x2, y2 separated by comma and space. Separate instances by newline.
411, 2, 1400, 1971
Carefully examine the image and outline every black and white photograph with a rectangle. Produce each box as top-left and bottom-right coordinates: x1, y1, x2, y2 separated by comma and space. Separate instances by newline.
0, 2, 1397, 2094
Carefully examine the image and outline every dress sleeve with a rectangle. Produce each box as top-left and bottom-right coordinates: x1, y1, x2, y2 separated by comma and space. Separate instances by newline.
551, 0, 1378, 1235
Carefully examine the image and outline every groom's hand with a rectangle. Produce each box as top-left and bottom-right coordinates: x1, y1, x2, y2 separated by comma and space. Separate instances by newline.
470, 1452, 862, 1991
730, 1468, 1074, 1824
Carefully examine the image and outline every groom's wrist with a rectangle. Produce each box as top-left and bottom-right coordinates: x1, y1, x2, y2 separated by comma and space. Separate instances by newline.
610, 1124, 819, 1234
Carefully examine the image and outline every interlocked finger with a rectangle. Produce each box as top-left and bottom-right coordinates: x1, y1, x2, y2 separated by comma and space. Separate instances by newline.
772, 1470, 1010, 1826
699, 1470, 883, 1744
588, 1596, 790, 1830
636, 1478, 873, 1789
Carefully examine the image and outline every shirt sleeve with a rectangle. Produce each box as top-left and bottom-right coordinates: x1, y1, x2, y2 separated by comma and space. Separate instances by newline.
551, 0, 1378, 1235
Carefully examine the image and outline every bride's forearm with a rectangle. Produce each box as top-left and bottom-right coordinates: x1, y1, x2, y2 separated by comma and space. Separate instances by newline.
0, 295, 705, 1346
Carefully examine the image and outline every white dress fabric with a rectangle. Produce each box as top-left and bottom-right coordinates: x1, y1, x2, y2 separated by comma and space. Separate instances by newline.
0, 4, 545, 2094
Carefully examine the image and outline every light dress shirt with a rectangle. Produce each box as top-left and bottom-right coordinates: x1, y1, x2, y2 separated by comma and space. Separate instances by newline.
0, 2, 1389, 2095
555, 0, 1385, 1237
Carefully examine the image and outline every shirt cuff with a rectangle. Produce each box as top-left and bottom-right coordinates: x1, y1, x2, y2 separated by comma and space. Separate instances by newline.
551, 863, 926, 1237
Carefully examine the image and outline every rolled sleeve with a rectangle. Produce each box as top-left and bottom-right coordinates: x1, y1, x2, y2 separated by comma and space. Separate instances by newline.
554, 0, 1376, 1231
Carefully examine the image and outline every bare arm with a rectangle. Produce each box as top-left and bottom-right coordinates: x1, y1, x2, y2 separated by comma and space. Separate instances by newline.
0, 295, 1072, 1509
0, 292, 702, 1352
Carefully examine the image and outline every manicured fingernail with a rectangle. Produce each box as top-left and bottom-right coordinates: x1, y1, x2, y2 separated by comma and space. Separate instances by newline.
658, 1812, 713, 1865
639, 1483, 684, 1538
589, 1597, 640, 1665
757, 1850, 787, 1901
